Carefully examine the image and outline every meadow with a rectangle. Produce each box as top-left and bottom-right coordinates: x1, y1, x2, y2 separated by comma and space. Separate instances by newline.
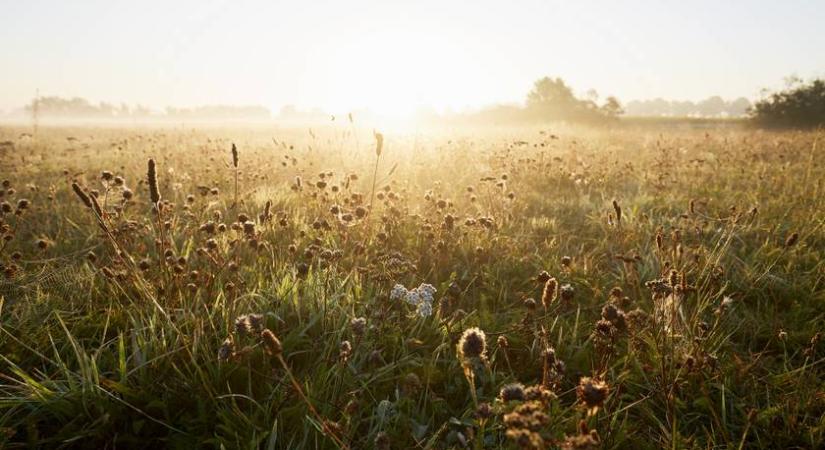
0, 123, 823, 449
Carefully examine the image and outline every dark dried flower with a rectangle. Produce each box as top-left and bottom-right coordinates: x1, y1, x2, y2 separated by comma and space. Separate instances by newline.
261, 329, 282, 356
458, 327, 487, 361
500, 383, 526, 402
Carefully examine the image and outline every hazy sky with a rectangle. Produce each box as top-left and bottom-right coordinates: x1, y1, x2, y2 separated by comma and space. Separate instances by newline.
1, 0, 824, 115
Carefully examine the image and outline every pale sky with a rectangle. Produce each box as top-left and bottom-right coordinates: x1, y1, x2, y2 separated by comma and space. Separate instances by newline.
1, 0, 824, 115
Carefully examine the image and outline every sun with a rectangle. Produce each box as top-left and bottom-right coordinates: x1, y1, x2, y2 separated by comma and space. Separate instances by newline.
303, 26, 483, 119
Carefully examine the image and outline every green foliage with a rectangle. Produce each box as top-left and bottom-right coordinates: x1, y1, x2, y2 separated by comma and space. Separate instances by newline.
750, 77, 825, 128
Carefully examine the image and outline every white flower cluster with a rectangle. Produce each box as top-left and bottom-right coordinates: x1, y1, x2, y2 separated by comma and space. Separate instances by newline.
390, 283, 437, 317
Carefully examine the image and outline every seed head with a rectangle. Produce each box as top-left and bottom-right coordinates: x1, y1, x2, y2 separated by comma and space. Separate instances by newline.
785, 232, 799, 248
231, 143, 239, 168
261, 329, 282, 356
541, 277, 557, 309
218, 336, 234, 361
499, 383, 526, 402
350, 317, 367, 337
577, 377, 609, 411
457, 327, 487, 361
72, 182, 93, 209
147, 159, 160, 204
612, 199, 622, 224
374, 131, 384, 157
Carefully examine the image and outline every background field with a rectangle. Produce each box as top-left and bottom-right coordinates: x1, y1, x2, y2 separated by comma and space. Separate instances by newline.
0, 124, 823, 449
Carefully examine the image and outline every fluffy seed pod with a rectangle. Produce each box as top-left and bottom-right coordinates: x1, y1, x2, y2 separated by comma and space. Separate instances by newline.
457, 327, 487, 362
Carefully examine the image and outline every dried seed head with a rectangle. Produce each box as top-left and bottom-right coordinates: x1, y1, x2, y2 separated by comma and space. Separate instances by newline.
350, 317, 367, 337
235, 315, 252, 336
785, 232, 799, 248
577, 377, 609, 411
261, 329, 282, 355
612, 199, 622, 224
218, 336, 234, 361
247, 313, 265, 333
147, 159, 160, 204
476, 402, 493, 419
536, 270, 551, 283
457, 327, 487, 361
231, 143, 239, 168
374, 130, 384, 157
339, 340, 352, 361
499, 382, 526, 402
541, 277, 558, 309
72, 182, 93, 209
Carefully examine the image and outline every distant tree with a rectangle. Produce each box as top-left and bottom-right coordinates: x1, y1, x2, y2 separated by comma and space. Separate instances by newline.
525, 76, 612, 123
729, 97, 752, 116
601, 96, 624, 118
526, 77, 578, 109
750, 78, 825, 128
698, 96, 726, 116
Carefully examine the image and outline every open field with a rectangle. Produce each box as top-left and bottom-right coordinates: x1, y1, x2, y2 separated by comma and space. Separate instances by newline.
0, 124, 823, 449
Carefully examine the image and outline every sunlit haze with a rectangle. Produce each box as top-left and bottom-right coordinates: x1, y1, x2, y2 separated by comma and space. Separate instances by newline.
2, 0, 824, 116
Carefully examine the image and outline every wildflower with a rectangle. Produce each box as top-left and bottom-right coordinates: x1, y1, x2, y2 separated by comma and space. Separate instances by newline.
417, 283, 437, 302
390, 284, 407, 301
404, 289, 421, 306
416, 301, 433, 318
393, 282, 437, 318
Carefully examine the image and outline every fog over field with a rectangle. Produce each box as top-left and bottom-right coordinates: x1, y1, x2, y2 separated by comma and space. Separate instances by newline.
1, 1, 824, 449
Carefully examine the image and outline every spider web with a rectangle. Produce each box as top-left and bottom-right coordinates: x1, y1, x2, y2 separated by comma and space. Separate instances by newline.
0, 246, 100, 301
